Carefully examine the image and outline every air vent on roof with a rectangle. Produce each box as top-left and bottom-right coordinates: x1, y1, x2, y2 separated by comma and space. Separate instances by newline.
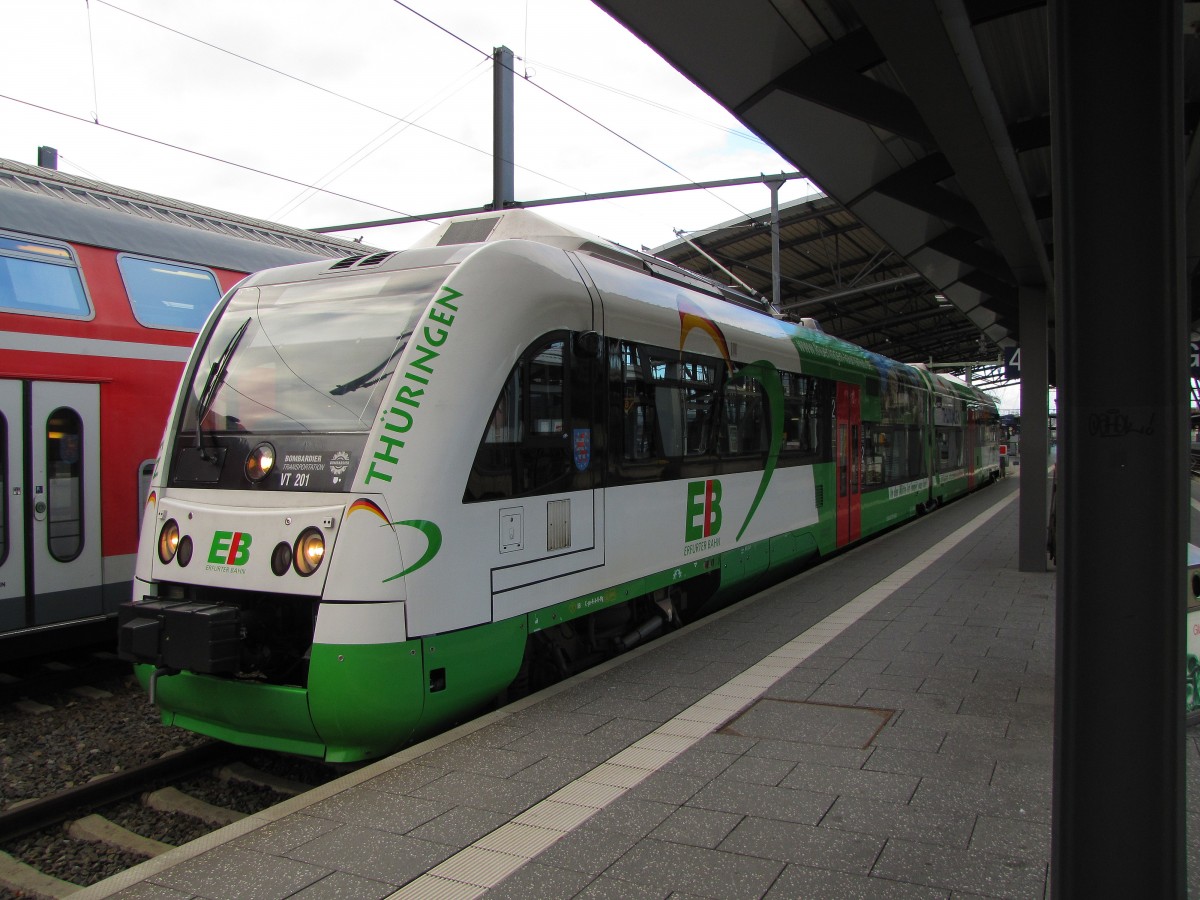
357, 251, 395, 267
438, 217, 499, 246
329, 255, 366, 269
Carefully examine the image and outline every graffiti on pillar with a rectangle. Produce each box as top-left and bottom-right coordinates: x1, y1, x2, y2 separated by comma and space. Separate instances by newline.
1188, 654, 1200, 715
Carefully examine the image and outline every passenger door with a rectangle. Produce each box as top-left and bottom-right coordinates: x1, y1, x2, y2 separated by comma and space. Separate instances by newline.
0, 380, 25, 632
835, 382, 861, 547
0, 380, 103, 632
489, 334, 606, 599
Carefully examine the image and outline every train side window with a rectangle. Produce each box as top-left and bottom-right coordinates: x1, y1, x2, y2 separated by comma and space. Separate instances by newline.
0, 233, 91, 319
117, 255, 222, 331
861, 378, 927, 489
936, 426, 964, 471
617, 342, 658, 461
645, 349, 718, 459
779, 371, 828, 464
719, 375, 767, 457
45, 407, 84, 562
861, 423, 926, 488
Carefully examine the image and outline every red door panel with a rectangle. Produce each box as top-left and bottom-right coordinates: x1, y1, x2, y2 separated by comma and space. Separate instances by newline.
835, 383, 861, 547
966, 408, 976, 490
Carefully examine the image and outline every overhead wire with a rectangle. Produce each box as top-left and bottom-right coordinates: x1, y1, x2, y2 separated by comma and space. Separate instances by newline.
0, 92, 422, 220
269, 58, 494, 220
91, 0, 582, 200
46, 0, 765, 229
388, 0, 755, 221
84, 0, 101, 122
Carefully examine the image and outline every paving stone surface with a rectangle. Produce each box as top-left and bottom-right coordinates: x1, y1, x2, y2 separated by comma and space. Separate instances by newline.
77, 477, 1200, 900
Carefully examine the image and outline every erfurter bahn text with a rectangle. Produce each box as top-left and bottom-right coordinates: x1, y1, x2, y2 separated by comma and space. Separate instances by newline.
118, 210, 1001, 762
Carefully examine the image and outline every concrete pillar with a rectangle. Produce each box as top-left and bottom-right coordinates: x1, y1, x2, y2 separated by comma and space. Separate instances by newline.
1050, 0, 1186, 895
1018, 285, 1048, 572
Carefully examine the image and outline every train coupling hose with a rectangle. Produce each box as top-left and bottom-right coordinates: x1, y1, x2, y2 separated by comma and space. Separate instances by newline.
148, 666, 176, 706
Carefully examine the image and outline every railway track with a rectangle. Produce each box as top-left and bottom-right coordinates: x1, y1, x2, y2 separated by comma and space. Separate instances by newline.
0, 650, 130, 708
0, 647, 342, 899
0, 742, 331, 898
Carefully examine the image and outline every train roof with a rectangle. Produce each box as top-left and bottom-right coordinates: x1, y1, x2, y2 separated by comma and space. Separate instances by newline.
409, 209, 775, 316
916, 365, 999, 406
0, 157, 377, 273
250, 208, 962, 391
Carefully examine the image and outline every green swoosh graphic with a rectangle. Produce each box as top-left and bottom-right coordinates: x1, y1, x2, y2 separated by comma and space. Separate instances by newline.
382, 519, 443, 582
734, 359, 784, 542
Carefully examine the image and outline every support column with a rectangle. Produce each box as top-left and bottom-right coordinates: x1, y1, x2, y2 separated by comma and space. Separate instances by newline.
1050, 0, 1185, 896
1018, 285, 1048, 572
493, 46, 515, 211
767, 175, 784, 309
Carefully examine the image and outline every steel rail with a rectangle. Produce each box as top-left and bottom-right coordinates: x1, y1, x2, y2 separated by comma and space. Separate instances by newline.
0, 741, 240, 842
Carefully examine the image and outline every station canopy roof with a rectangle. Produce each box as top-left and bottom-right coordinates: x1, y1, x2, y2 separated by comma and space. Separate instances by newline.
650, 190, 997, 378
596, 0, 1200, 388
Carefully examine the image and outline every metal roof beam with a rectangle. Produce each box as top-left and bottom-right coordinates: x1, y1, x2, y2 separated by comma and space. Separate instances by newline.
754, 33, 935, 145
850, 0, 1051, 291
779, 272, 926, 311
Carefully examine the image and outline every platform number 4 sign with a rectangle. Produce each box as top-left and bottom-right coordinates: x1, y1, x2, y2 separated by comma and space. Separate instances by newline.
1004, 346, 1021, 380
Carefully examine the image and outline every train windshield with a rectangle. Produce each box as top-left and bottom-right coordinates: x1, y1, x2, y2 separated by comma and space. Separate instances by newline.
179, 266, 451, 435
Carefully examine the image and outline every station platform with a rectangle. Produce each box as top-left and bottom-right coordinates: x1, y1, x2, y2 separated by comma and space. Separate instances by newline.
77, 476, 1200, 900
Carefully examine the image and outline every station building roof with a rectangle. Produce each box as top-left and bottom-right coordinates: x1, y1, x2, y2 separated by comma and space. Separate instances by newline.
0, 157, 375, 271
651, 191, 998, 378
595, 0, 1200, 387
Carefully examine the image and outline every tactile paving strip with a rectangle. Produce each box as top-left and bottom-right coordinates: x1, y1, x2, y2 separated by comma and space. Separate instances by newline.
386, 491, 1018, 898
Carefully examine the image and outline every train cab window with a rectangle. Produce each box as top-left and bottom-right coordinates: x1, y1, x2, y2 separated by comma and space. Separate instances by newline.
483, 368, 523, 444
45, 407, 84, 562
117, 255, 222, 331
466, 333, 585, 502
0, 234, 91, 319
529, 343, 566, 436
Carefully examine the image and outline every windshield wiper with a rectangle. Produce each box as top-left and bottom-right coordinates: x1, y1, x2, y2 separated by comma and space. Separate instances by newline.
330, 331, 413, 397
195, 317, 251, 458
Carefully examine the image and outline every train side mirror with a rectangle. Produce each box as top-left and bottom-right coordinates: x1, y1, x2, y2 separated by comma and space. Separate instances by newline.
573, 330, 603, 359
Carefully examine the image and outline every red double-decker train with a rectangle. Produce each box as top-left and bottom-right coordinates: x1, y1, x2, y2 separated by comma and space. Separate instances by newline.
0, 158, 368, 655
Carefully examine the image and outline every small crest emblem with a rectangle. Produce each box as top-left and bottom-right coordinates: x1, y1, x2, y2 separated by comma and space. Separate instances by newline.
573, 428, 591, 471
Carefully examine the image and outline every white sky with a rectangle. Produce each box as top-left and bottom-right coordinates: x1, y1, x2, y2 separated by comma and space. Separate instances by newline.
2, 0, 1041, 409
0, 0, 816, 252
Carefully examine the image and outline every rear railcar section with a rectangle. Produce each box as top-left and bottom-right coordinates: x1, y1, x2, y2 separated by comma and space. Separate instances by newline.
924, 371, 1001, 503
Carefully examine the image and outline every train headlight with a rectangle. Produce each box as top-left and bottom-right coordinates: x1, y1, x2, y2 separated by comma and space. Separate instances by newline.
246, 443, 276, 482
177, 535, 194, 567
158, 519, 180, 564
293, 527, 325, 577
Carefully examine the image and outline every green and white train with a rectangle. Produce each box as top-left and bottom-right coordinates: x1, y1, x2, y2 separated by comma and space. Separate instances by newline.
118, 210, 1000, 762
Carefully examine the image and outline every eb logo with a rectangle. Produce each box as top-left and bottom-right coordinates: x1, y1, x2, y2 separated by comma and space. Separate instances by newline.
209, 531, 252, 566
685, 479, 722, 542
